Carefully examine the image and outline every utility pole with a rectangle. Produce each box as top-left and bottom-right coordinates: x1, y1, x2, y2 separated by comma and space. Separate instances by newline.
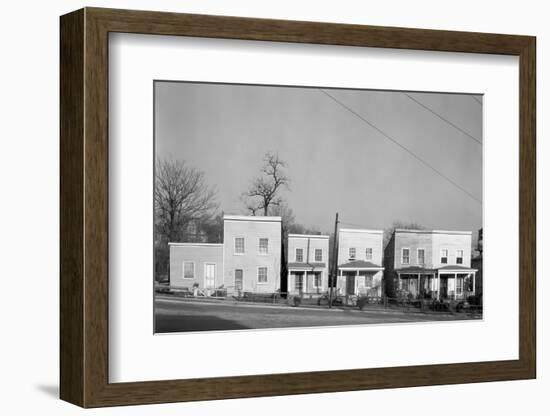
328, 213, 339, 308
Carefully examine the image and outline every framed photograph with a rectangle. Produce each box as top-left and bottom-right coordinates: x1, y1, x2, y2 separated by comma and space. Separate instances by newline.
60, 7, 536, 408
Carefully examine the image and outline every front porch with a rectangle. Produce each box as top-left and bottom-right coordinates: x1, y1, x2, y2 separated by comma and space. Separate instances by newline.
337, 260, 384, 297
287, 262, 326, 296
397, 265, 477, 300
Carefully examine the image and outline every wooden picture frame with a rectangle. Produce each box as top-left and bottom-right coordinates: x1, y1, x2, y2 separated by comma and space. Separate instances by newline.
60, 7, 536, 408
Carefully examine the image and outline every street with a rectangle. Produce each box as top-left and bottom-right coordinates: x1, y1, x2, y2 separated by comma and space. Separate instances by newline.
154, 295, 476, 333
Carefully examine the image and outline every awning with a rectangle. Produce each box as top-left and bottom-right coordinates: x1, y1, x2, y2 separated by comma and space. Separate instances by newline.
437, 265, 477, 273
287, 262, 326, 271
397, 266, 436, 274
338, 260, 384, 271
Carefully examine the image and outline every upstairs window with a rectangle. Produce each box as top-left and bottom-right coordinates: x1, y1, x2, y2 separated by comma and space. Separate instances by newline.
259, 238, 268, 254
234, 237, 245, 254
417, 248, 425, 265
402, 248, 410, 265
296, 248, 304, 262
456, 250, 464, 264
441, 249, 448, 264
365, 247, 373, 261
315, 249, 322, 262
349, 248, 356, 260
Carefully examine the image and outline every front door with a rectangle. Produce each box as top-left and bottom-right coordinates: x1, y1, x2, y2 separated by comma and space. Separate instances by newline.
235, 269, 243, 294
204, 263, 216, 295
294, 272, 304, 294
439, 277, 448, 299
346, 274, 356, 295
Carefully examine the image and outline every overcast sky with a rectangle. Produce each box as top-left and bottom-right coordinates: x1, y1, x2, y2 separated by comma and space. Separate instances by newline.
155, 81, 482, 235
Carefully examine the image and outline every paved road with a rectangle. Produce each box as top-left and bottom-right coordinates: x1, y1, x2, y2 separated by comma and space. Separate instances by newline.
155, 296, 475, 333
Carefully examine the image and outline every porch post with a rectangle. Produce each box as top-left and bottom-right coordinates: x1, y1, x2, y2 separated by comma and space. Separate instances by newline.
356, 269, 359, 295
454, 273, 457, 300
398, 273, 401, 294
288, 270, 291, 295
472, 272, 476, 295
436, 271, 440, 300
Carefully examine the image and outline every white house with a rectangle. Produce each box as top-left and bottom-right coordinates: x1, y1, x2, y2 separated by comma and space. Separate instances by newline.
168, 243, 223, 295
169, 215, 282, 296
383, 229, 477, 300
336, 228, 384, 297
223, 215, 282, 295
286, 234, 330, 296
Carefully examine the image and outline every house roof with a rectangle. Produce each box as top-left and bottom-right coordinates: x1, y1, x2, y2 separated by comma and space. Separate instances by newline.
288, 233, 330, 239
394, 229, 472, 235
287, 262, 326, 269
338, 260, 383, 270
223, 214, 281, 222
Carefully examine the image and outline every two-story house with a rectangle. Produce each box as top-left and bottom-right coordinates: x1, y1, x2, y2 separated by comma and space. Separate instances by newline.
223, 215, 282, 295
169, 215, 282, 295
286, 234, 330, 296
384, 229, 477, 300
336, 228, 384, 297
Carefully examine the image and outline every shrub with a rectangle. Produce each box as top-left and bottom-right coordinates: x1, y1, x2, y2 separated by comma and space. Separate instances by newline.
292, 296, 302, 307
357, 296, 369, 310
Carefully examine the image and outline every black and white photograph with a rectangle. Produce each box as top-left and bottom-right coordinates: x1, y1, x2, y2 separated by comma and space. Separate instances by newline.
153, 81, 483, 333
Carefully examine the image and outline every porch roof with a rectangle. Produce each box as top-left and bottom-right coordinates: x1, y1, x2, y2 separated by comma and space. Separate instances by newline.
437, 265, 477, 273
396, 266, 436, 274
287, 262, 326, 270
338, 260, 384, 270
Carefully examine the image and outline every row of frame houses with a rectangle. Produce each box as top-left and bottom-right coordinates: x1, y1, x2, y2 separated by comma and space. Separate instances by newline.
169, 215, 478, 300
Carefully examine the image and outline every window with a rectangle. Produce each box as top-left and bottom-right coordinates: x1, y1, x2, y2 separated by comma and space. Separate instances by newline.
402, 248, 410, 264
417, 248, 425, 265
441, 249, 448, 264
315, 249, 322, 262
365, 247, 373, 261
349, 247, 356, 260
259, 238, 268, 254
258, 267, 268, 283
234, 237, 245, 254
183, 262, 194, 279
313, 273, 322, 288
456, 249, 464, 264
296, 248, 304, 262
365, 275, 373, 287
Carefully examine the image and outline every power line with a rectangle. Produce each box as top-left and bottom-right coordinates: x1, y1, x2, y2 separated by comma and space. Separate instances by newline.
403, 92, 482, 145
318, 89, 482, 205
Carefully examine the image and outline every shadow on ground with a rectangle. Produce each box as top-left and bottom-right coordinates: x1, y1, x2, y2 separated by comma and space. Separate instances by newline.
155, 314, 250, 333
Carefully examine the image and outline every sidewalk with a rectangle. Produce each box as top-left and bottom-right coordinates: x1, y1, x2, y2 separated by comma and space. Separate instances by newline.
155, 294, 463, 318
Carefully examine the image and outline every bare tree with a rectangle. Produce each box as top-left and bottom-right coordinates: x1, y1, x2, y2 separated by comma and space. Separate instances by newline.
155, 158, 218, 243
242, 152, 290, 216
383, 220, 425, 248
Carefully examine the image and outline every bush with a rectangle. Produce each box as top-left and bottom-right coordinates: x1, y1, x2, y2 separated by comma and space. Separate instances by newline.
292, 296, 302, 307
357, 296, 368, 310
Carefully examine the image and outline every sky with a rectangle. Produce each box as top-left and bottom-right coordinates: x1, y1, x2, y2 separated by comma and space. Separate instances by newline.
155, 81, 482, 235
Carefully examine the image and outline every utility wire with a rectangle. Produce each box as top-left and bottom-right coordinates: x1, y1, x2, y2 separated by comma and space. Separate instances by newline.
403, 92, 482, 145
319, 89, 482, 205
